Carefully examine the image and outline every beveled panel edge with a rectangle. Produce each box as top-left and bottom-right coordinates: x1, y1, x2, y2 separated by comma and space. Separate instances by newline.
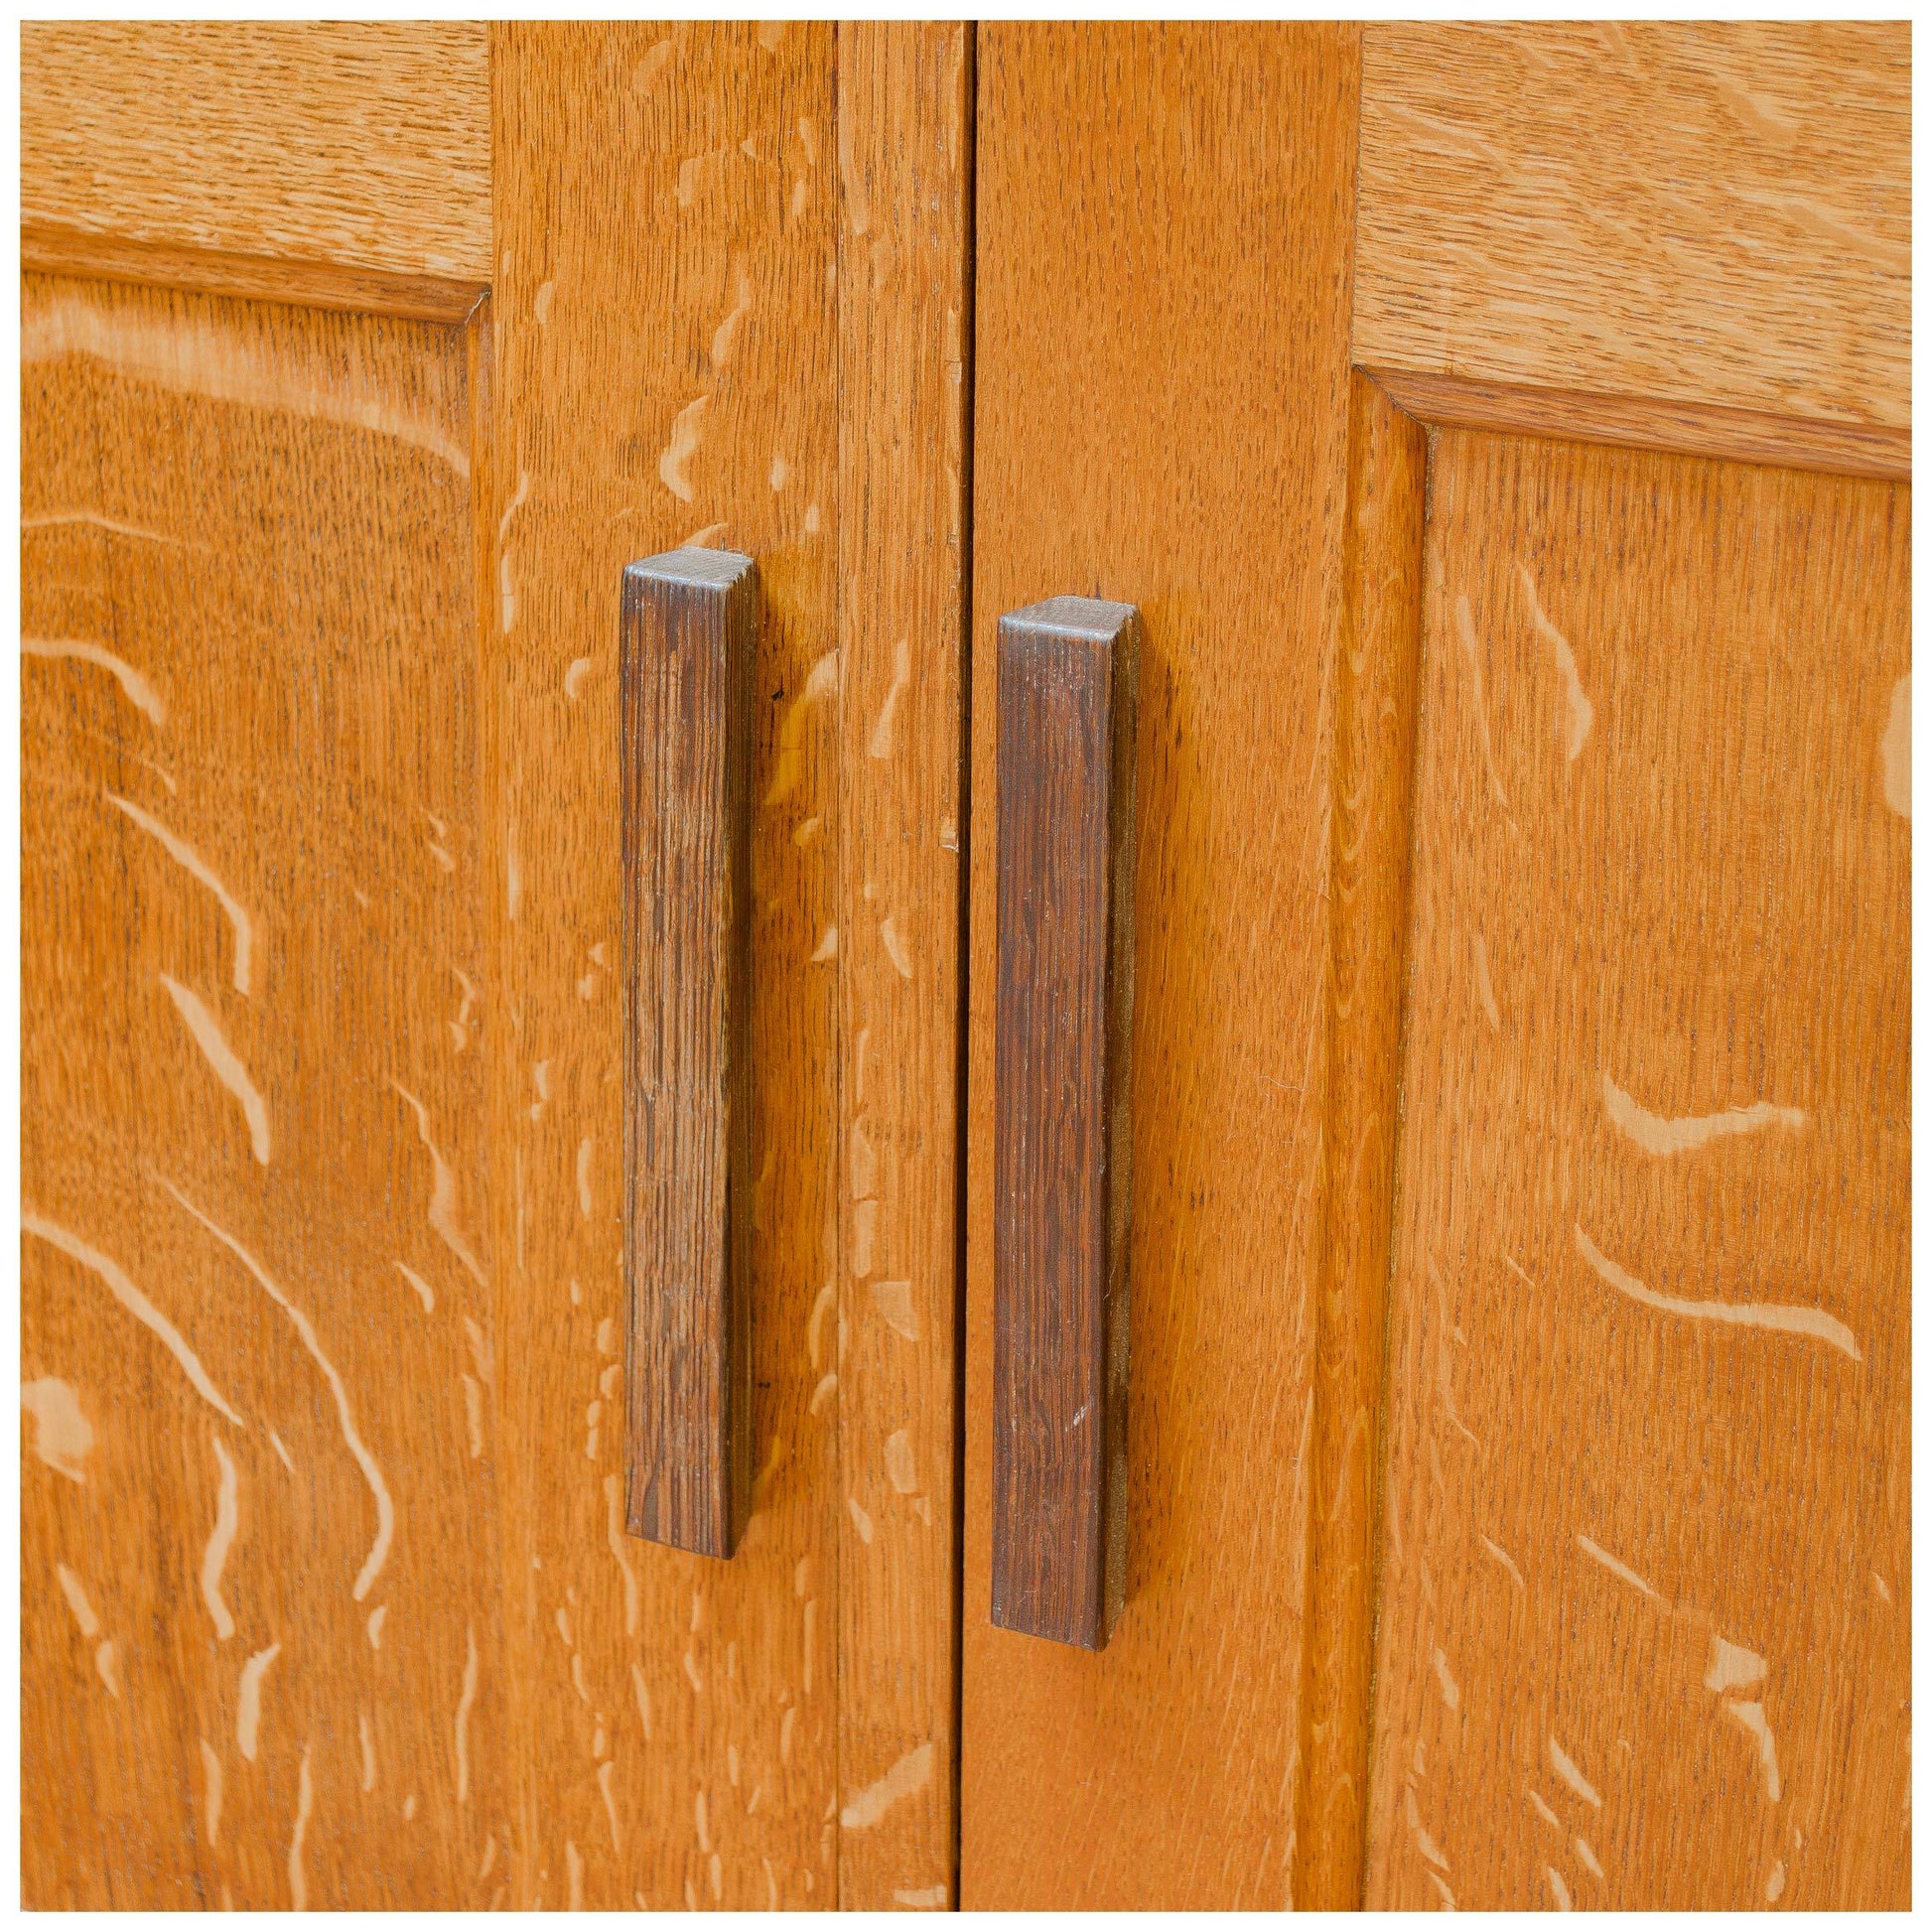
23, 222, 489, 326
1365, 365, 1910, 483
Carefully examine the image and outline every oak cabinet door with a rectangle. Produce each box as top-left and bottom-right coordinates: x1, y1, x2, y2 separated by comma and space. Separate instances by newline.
961, 21, 1907, 1912
22, 23, 967, 1910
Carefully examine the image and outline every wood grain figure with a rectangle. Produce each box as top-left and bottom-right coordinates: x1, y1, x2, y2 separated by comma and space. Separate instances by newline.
621, 550, 758, 1560
22, 272, 505, 1907
486, 23, 843, 1907
20, 17, 1914, 1912
1363, 429, 1910, 1910
991, 599, 1139, 1652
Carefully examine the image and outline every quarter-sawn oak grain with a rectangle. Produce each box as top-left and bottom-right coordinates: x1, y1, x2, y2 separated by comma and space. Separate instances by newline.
1363, 429, 1910, 1911
487, 24, 843, 1907
621, 550, 759, 1560
22, 272, 506, 1908
992, 599, 1139, 1653
25, 19, 1912, 1914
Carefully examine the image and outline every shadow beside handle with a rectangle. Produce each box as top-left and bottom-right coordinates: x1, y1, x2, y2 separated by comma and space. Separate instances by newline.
621, 547, 758, 1559
992, 595, 1140, 1649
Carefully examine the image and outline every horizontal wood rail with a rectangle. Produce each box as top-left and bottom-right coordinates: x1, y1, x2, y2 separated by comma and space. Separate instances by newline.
1355, 24, 1908, 447
23, 23, 490, 283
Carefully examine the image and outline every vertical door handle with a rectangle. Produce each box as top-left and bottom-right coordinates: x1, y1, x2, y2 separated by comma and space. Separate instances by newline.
992, 596, 1140, 1648
621, 547, 758, 1558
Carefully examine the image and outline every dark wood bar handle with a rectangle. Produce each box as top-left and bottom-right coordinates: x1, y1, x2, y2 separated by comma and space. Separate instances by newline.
621, 548, 758, 1559
992, 596, 1140, 1649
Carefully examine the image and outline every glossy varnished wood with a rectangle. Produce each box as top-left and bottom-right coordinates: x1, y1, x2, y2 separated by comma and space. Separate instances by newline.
22, 23, 491, 284
22, 272, 504, 1907
1364, 430, 1910, 1909
963, 23, 1361, 1905
991, 600, 1139, 1652
1294, 375, 1428, 1907
486, 24, 842, 1907
621, 551, 759, 1560
832, 21, 974, 1908
1356, 24, 1910, 436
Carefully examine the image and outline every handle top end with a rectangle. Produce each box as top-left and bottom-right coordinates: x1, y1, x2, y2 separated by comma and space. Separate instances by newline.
1001, 595, 1139, 647
624, 546, 758, 595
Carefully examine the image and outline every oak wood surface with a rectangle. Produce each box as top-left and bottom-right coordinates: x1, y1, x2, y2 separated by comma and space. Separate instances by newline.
621, 551, 759, 1559
991, 599, 1139, 1653
832, 21, 974, 1910
1363, 428, 1911, 1910
22, 272, 505, 1907
1369, 368, 1912, 486
1356, 23, 1910, 437
1294, 375, 1428, 1907
25, 20, 971, 1906
27, 20, 1909, 1911
485, 23, 843, 1908
21, 23, 491, 285
22, 223, 489, 328
963, 23, 1360, 1906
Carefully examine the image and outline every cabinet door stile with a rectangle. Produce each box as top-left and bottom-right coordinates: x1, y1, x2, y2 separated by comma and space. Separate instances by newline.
488, 24, 842, 1909
963, 24, 1362, 1907
832, 21, 975, 1912
1296, 373, 1429, 1909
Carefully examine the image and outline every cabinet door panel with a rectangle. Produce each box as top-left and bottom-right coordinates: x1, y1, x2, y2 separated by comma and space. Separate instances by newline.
22, 272, 503, 1908
486, 22, 970, 1909
1363, 429, 1910, 1910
